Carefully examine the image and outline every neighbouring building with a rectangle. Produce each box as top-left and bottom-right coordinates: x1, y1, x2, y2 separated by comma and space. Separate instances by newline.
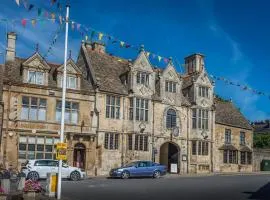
213, 98, 253, 172
0, 32, 254, 176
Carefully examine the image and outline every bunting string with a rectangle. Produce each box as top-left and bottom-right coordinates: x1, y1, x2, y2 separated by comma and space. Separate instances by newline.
209, 75, 270, 100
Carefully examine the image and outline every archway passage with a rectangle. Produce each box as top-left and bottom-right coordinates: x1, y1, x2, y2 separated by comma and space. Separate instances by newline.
73, 143, 86, 169
160, 142, 180, 173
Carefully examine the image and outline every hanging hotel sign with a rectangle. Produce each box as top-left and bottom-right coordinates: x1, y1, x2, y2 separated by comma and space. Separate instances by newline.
56, 143, 67, 160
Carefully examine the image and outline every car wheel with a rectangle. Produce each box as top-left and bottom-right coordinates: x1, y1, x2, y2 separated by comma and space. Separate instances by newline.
153, 170, 161, 179
27, 171, 39, 181
70, 171, 81, 181
121, 171, 130, 179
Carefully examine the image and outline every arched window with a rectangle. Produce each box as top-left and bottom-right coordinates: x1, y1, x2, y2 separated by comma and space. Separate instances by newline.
166, 109, 176, 129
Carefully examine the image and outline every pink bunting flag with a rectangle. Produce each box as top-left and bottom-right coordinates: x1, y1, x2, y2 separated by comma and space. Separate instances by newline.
21, 19, 27, 27
164, 58, 169, 63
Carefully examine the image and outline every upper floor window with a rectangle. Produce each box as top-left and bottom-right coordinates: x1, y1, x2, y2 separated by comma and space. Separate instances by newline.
135, 135, 148, 151
106, 95, 120, 119
56, 101, 79, 124
223, 150, 237, 164
225, 129, 231, 144
198, 86, 209, 98
136, 72, 149, 86
165, 81, 176, 93
28, 71, 44, 85
21, 96, 46, 121
129, 98, 149, 121
60, 75, 77, 89
166, 109, 176, 129
192, 141, 208, 156
104, 133, 119, 150
240, 132, 245, 145
192, 109, 208, 130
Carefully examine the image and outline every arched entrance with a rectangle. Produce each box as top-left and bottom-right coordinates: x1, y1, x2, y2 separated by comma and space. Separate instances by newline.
160, 142, 180, 173
73, 143, 86, 169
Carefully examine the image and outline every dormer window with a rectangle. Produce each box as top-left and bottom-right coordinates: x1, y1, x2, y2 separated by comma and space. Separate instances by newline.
60, 75, 77, 89
136, 71, 149, 86
198, 86, 209, 98
28, 70, 44, 85
165, 81, 176, 93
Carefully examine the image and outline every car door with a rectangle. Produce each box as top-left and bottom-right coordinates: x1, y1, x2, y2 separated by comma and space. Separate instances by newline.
145, 161, 155, 176
136, 161, 148, 177
34, 160, 49, 178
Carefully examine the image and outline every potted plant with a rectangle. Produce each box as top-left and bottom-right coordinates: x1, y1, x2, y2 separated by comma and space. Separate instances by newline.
23, 179, 42, 199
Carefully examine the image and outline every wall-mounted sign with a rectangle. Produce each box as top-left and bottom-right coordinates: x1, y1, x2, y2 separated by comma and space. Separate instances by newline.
182, 155, 187, 161
170, 163, 178, 173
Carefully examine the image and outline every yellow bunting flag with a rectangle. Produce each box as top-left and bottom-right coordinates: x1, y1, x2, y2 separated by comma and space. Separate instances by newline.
158, 56, 162, 62
98, 33, 104, 40
51, 13, 56, 19
120, 41, 125, 47
31, 19, 36, 27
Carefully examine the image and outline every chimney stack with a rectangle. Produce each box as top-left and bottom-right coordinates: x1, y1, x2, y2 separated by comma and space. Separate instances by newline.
6, 32, 17, 62
184, 53, 205, 75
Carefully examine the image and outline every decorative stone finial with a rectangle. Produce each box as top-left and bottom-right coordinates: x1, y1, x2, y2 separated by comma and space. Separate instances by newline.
35, 43, 39, 52
140, 44, 144, 52
69, 50, 72, 59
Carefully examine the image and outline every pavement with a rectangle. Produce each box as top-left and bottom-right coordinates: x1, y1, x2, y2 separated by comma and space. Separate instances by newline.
39, 172, 270, 200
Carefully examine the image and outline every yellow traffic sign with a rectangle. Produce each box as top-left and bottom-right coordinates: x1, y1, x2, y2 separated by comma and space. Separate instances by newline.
56, 143, 67, 160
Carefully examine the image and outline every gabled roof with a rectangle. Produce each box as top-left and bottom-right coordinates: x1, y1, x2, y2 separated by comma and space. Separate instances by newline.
83, 45, 130, 95
215, 99, 253, 130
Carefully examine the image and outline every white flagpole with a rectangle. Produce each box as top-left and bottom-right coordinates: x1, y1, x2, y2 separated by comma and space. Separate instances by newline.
57, 4, 69, 200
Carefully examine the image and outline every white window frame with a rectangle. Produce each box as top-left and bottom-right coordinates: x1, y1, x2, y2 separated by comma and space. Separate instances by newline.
136, 71, 149, 86
28, 70, 44, 85
165, 81, 176, 93
60, 75, 77, 89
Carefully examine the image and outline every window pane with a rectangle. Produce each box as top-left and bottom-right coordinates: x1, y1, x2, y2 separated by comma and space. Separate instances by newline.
28, 151, 35, 159
72, 103, 79, 110
65, 101, 71, 109
36, 153, 44, 159
68, 76, 76, 89
21, 107, 29, 120
36, 72, 44, 84
38, 108, 46, 121
28, 144, 35, 151
46, 138, 53, 144
19, 136, 27, 143
28, 137, 36, 144
65, 112, 70, 123
45, 145, 53, 152
56, 101, 62, 109
19, 152, 26, 159
45, 153, 52, 159
39, 99, 47, 107
37, 144, 44, 151
19, 144, 26, 151
29, 107, 37, 120
71, 111, 78, 124
22, 96, 29, 105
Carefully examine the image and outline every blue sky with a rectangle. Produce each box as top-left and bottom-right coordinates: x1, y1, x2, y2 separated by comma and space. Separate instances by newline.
0, 0, 269, 121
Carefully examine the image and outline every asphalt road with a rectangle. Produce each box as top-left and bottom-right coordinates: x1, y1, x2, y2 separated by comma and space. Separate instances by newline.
56, 174, 270, 200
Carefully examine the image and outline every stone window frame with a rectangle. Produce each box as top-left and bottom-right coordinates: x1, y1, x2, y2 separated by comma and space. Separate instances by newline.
192, 108, 208, 130
18, 135, 59, 161
192, 140, 209, 156
27, 70, 45, 85
56, 100, 79, 124
198, 86, 209, 98
240, 131, 245, 145
165, 81, 177, 93
105, 95, 121, 119
127, 134, 148, 152
21, 96, 47, 121
223, 150, 238, 164
136, 71, 150, 86
166, 109, 177, 129
129, 97, 149, 122
240, 151, 252, 165
225, 129, 232, 144
104, 133, 119, 150
59, 74, 78, 90
163, 106, 181, 131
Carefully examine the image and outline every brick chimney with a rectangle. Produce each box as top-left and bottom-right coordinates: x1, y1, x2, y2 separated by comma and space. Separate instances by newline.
6, 32, 17, 62
184, 53, 205, 75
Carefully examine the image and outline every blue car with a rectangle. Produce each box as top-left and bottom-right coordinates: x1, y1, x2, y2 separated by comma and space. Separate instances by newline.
109, 161, 167, 179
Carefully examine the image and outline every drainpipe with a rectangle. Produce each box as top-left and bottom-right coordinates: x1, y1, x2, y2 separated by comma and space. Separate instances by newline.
3, 83, 11, 167
94, 89, 100, 176
0, 101, 4, 151
151, 100, 155, 162
121, 97, 125, 167
186, 107, 189, 174
210, 110, 214, 172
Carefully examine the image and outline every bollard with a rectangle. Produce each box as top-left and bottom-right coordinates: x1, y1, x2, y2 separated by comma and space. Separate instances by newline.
45, 172, 57, 198
17, 172, 26, 191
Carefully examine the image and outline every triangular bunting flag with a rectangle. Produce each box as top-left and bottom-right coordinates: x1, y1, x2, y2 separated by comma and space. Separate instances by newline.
158, 56, 162, 62
31, 19, 36, 27
28, 4, 34, 11
71, 21, 75, 30
85, 35, 88, 41
51, 13, 56, 19
59, 15, 62, 24
120, 41, 125, 47
77, 24, 81, 30
15, 0, 20, 6
146, 52, 150, 57
38, 8, 42, 16
98, 33, 104, 40
23, 0, 28, 9
21, 19, 27, 27
164, 58, 169, 63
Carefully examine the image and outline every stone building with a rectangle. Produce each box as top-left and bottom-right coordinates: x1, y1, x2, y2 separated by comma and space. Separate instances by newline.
0, 32, 253, 176
213, 98, 253, 172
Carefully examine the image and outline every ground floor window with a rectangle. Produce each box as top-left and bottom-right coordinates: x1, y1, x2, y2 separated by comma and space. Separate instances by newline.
240, 151, 252, 164
223, 150, 238, 164
18, 135, 59, 160
127, 134, 148, 151
104, 133, 119, 150
191, 141, 209, 156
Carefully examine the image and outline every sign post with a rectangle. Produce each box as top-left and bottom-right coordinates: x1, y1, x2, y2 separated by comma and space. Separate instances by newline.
57, 5, 70, 200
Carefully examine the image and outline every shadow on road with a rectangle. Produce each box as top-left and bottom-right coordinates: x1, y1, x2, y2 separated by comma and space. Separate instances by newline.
244, 182, 270, 200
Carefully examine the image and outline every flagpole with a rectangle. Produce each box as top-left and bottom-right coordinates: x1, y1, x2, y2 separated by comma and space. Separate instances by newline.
57, 4, 69, 200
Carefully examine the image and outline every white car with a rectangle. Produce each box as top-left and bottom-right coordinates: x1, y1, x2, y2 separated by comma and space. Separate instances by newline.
22, 159, 86, 181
